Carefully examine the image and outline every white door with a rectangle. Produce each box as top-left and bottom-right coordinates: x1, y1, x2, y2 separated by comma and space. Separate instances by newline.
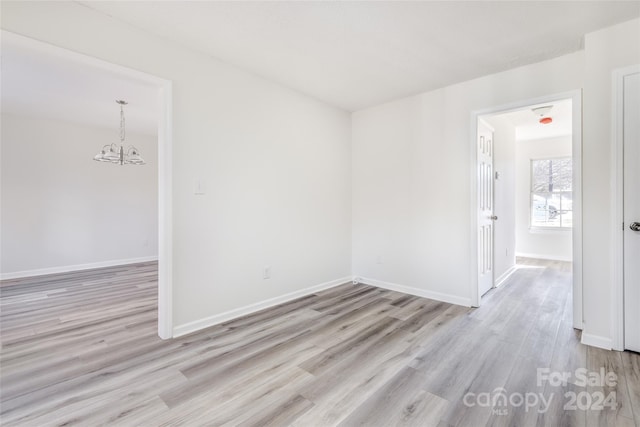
624, 70, 640, 352
478, 120, 495, 297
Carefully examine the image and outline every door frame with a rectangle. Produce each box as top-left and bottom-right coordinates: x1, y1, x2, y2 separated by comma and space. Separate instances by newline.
469, 90, 583, 330
612, 64, 640, 351
3, 31, 175, 339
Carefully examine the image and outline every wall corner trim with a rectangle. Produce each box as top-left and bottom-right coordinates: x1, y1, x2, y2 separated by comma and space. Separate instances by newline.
0, 256, 159, 281
356, 276, 473, 307
172, 276, 352, 338
581, 332, 613, 350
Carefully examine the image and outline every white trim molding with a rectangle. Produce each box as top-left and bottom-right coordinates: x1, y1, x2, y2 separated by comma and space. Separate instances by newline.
173, 276, 352, 337
468, 114, 481, 307
0, 256, 158, 281
515, 252, 573, 262
157, 81, 173, 340
470, 89, 583, 330
1, 31, 175, 340
494, 265, 518, 288
581, 332, 613, 351
357, 277, 473, 307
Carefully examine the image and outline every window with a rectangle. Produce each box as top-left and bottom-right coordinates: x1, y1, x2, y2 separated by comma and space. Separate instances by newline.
531, 157, 572, 228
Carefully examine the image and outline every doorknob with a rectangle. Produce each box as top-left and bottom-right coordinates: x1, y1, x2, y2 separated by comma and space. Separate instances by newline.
631, 222, 640, 231
490, 215, 498, 220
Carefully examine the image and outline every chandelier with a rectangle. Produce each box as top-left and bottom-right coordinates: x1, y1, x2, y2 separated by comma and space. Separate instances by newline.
93, 100, 145, 165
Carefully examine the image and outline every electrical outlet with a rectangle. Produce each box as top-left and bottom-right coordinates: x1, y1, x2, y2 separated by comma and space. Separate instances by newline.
143, 239, 149, 247
263, 266, 271, 280
376, 255, 383, 264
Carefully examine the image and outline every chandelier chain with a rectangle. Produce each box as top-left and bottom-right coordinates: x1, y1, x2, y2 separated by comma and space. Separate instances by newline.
94, 99, 144, 165
120, 103, 126, 143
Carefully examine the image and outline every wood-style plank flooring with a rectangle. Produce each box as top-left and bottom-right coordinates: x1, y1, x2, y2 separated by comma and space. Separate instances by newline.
1, 259, 639, 426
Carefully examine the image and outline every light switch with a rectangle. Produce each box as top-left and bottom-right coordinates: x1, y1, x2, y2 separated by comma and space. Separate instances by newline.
194, 179, 205, 195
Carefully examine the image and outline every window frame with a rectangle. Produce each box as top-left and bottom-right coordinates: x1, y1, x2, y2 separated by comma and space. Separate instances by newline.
529, 156, 573, 231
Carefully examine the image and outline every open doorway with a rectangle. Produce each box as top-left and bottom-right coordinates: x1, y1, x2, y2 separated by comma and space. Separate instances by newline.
470, 91, 583, 330
0, 31, 173, 338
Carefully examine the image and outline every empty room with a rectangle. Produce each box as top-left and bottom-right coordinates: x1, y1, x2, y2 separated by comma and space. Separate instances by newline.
1, 1, 639, 426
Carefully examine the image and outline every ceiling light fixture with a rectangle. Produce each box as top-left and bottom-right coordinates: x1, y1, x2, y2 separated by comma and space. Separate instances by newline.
93, 100, 145, 165
532, 105, 554, 125
531, 105, 553, 117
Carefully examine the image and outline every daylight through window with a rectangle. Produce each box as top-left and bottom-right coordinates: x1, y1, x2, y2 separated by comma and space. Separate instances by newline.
530, 157, 573, 228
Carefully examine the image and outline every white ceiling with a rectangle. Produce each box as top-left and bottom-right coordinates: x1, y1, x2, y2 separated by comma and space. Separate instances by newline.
78, 0, 640, 111
1, 1, 638, 131
1, 33, 159, 135
490, 98, 573, 141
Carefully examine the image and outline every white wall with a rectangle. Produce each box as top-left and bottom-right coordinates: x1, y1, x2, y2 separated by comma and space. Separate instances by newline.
352, 51, 584, 306
352, 17, 640, 348
582, 19, 640, 346
484, 116, 516, 281
1, 2, 352, 334
1, 114, 158, 276
3, 2, 638, 346
515, 136, 572, 261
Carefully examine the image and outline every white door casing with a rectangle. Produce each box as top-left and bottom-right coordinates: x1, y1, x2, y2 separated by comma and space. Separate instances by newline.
623, 70, 640, 352
471, 91, 581, 328
478, 120, 495, 297
1, 31, 175, 340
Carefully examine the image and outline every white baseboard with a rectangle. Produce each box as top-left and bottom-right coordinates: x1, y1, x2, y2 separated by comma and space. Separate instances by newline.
355, 276, 472, 307
0, 256, 158, 281
581, 332, 613, 350
494, 265, 518, 288
173, 276, 352, 337
516, 252, 573, 262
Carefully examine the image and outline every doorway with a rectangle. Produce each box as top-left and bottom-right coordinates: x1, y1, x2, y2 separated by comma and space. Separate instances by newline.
470, 90, 583, 330
1, 31, 174, 339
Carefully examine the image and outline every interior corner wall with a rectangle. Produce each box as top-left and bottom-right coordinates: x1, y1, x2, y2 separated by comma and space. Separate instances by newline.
484, 116, 516, 281
4, 2, 638, 346
352, 51, 585, 305
514, 136, 572, 261
1, 2, 352, 333
1, 114, 158, 276
582, 18, 640, 345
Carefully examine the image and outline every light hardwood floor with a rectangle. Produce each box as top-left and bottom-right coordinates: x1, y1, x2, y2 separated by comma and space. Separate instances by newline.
1, 260, 639, 426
